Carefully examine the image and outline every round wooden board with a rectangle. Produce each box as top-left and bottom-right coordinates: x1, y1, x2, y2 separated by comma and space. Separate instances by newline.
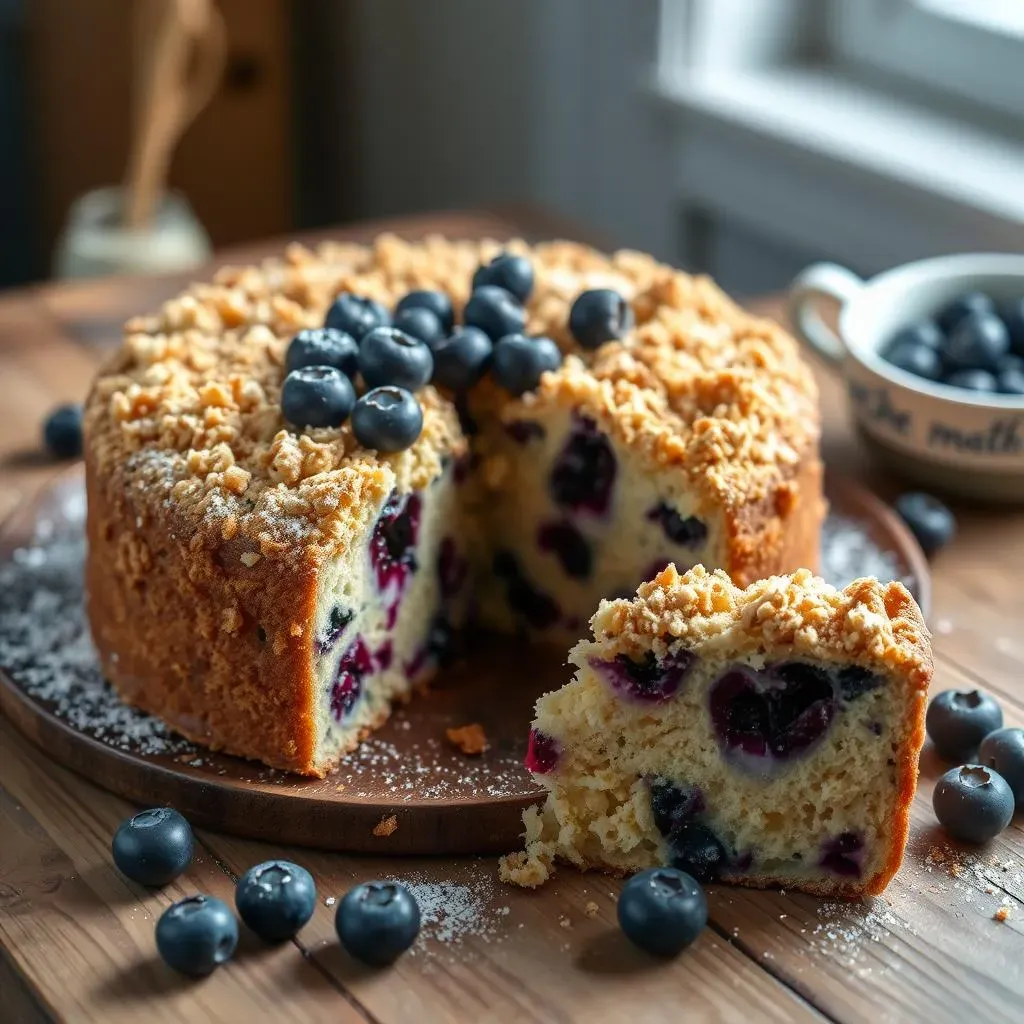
0, 467, 929, 855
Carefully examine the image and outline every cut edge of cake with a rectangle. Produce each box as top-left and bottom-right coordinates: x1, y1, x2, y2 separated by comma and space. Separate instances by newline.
499, 564, 932, 897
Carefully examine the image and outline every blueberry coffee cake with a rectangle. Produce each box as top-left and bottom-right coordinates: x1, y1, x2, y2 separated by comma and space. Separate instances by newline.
84, 235, 824, 775
499, 565, 932, 896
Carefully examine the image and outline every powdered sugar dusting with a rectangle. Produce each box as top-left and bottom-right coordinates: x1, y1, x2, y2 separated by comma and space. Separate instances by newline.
820, 513, 909, 592
386, 873, 505, 948
0, 490, 198, 758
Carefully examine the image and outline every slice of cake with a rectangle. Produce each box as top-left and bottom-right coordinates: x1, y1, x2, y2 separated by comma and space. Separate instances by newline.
500, 565, 932, 896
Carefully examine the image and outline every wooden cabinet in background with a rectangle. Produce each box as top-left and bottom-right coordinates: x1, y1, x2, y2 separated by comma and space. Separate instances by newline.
28, 0, 293, 259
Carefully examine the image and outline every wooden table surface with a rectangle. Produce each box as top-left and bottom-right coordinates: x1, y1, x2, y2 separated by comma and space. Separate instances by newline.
1, 210, 1022, 1024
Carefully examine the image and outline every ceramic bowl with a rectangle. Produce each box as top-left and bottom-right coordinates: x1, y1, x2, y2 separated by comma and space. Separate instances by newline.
788, 253, 1024, 503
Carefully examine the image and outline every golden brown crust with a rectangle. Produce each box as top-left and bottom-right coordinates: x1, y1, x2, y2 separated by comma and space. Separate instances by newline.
588, 565, 934, 690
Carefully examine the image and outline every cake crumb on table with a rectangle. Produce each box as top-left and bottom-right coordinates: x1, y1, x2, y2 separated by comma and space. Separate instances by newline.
994, 906, 1010, 923
584, 901, 600, 918
373, 814, 399, 837
445, 722, 489, 755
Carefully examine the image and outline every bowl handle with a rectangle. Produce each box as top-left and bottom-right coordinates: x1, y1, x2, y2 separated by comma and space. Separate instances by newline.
787, 262, 864, 367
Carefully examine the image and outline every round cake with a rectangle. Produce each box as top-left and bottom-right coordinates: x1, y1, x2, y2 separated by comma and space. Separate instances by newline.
84, 235, 824, 775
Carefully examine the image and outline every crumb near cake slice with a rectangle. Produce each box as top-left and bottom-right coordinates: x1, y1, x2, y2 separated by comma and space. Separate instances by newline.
500, 564, 932, 897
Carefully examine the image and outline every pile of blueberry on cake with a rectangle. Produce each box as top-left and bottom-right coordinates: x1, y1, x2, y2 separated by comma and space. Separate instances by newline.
84, 235, 823, 775
500, 565, 933, 897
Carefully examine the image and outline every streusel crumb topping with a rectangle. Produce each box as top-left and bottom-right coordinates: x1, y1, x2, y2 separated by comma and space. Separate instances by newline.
586, 564, 932, 686
86, 236, 818, 554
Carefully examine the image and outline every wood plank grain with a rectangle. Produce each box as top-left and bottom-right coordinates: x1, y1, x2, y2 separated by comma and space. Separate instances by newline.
196, 832, 827, 1024
0, 719, 366, 1024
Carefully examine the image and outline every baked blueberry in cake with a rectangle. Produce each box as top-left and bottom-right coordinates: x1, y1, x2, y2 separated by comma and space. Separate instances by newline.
84, 235, 824, 775
500, 565, 932, 896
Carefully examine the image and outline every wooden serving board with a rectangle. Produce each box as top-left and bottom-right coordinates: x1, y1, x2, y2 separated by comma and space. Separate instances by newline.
0, 467, 928, 855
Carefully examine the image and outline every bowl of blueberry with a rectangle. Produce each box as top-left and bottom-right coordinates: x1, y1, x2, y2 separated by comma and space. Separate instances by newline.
789, 253, 1024, 502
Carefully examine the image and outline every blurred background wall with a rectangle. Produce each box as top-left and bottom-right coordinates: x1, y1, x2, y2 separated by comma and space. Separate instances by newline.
3, 0, 1023, 292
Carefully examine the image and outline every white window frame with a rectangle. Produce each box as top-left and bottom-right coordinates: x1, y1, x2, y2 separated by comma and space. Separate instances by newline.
829, 0, 1024, 122
650, 0, 1024, 275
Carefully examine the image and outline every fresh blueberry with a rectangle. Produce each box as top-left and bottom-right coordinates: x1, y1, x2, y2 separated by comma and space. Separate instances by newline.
286, 327, 359, 378
351, 386, 423, 452
709, 664, 836, 767
881, 339, 943, 381
43, 403, 84, 459
649, 779, 705, 836
646, 504, 708, 548
396, 289, 454, 333
493, 549, 561, 630
336, 881, 420, 966
491, 333, 562, 395
936, 291, 996, 335
944, 311, 1010, 373
235, 860, 316, 942
568, 288, 634, 350
668, 823, 727, 883
472, 252, 534, 303
324, 293, 390, 339
819, 831, 865, 877
393, 306, 446, 349
1004, 297, 1024, 358
926, 689, 1004, 762
549, 415, 617, 515
112, 807, 194, 886
617, 867, 707, 957
885, 321, 945, 352
358, 326, 434, 391
156, 895, 238, 976
464, 285, 527, 341
281, 366, 355, 429
894, 492, 956, 556
942, 368, 999, 393
933, 764, 1014, 843
537, 520, 592, 579
996, 354, 1024, 395
979, 727, 1024, 807
591, 648, 694, 704
431, 326, 493, 392
524, 729, 561, 774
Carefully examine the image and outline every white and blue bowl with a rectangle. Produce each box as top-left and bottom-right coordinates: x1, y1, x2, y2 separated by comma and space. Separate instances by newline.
789, 253, 1024, 503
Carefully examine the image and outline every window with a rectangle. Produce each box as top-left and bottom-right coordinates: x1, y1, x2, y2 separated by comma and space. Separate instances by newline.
829, 0, 1024, 120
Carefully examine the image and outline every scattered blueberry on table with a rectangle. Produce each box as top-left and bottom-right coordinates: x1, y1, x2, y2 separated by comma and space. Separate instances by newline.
926, 688, 1004, 763
281, 366, 356, 430
617, 867, 707, 957
396, 289, 455, 334
463, 284, 527, 341
491, 333, 563, 396
336, 881, 421, 966
431, 326, 493, 392
979, 727, 1024, 808
880, 290, 1024, 395
358, 326, 434, 391
472, 252, 535, 303
324, 293, 391, 340
894, 492, 956, 557
156, 895, 239, 977
43, 403, 84, 459
351, 385, 424, 452
569, 288, 635, 350
933, 764, 1015, 844
286, 327, 360, 379
111, 807, 194, 886
235, 860, 317, 942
